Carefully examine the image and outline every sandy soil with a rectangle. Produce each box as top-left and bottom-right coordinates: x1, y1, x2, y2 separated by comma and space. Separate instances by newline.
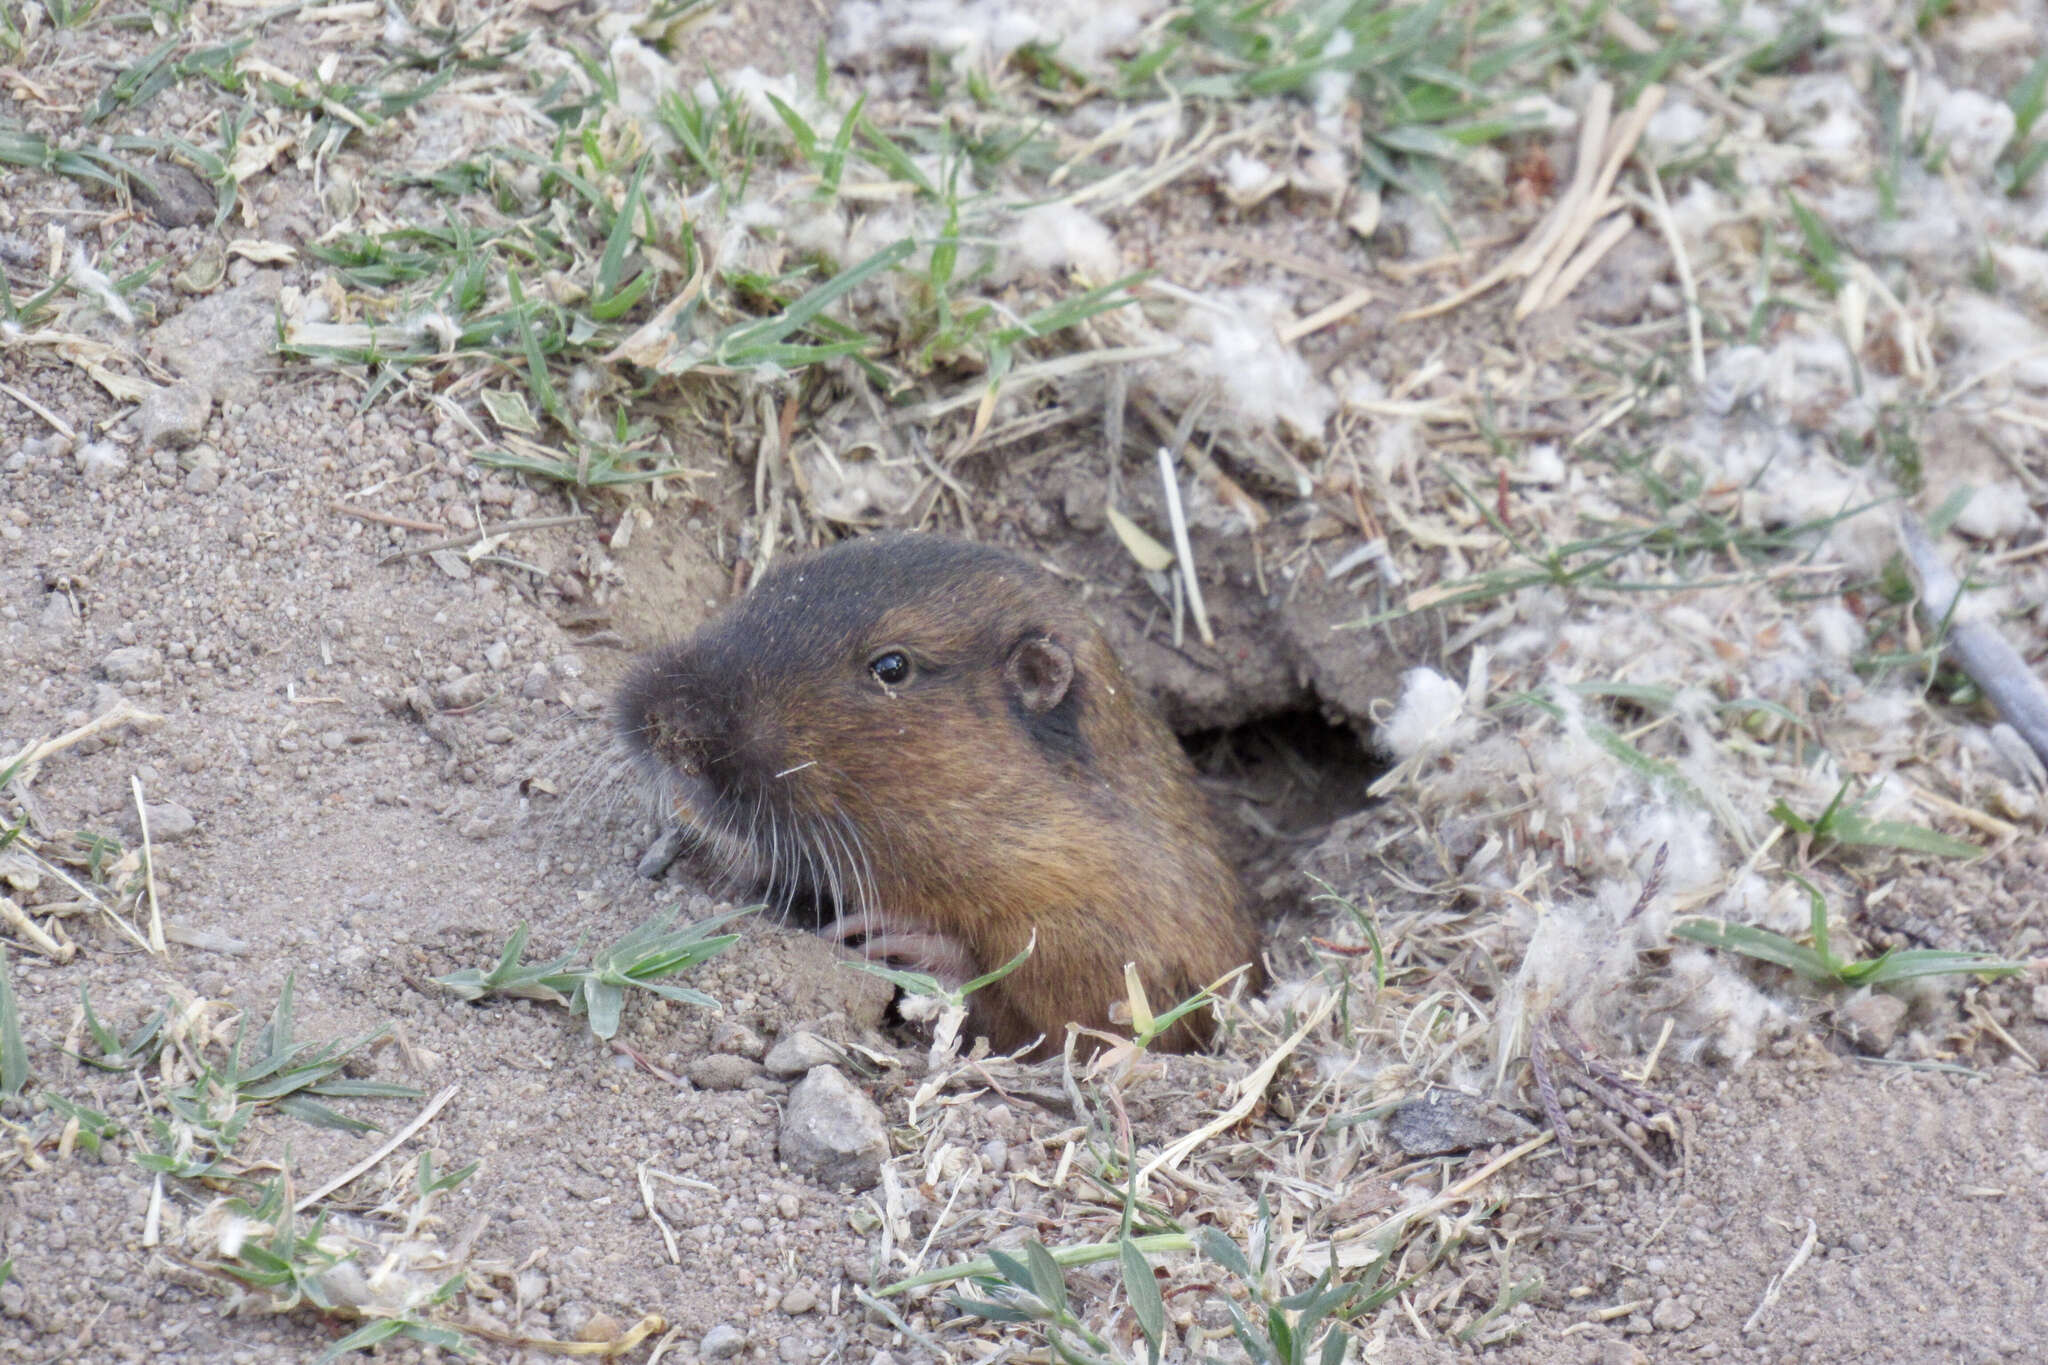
4, 0, 2047, 1362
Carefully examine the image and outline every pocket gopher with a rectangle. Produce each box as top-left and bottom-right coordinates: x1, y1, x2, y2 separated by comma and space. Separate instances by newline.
614, 533, 1262, 1054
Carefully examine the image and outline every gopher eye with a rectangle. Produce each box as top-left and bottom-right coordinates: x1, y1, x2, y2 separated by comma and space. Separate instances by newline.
868, 650, 913, 687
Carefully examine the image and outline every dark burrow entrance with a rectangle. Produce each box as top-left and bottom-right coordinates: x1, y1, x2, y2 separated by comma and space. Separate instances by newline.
1181, 707, 1386, 905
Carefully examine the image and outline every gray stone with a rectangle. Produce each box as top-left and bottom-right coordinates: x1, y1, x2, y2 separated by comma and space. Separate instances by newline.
711, 1020, 768, 1061
687, 1054, 760, 1091
436, 673, 489, 710
101, 647, 163, 683
428, 549, 473, 581
701, 1324, 746, 1360
780, 1287, 816, 1314
139, 802, 197, 843
40, 592, 78, 633
764, 1031, 840, 1077
1384, 1088, 1538, 1157
184, 445, 223, 494
777, 1065, 887, 1189
1841, 992, 1907, 1055
134, 161, 214, 228
139, 381, 212, 449
1650, 1298, 1697, 1332
145, 272, 286, 404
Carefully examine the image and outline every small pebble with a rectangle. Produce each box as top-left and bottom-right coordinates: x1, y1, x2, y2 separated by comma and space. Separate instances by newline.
437, 673, 489, 709
141, 802, 198, 843
101, 646, 164, 683
701, 1324, 746, 1360
1841, 992, 1907, 1055
687, 1054, 759, 1092
574, 1313, 623, 1344
763, 1032, 838, 1077
139, 381, 212, 449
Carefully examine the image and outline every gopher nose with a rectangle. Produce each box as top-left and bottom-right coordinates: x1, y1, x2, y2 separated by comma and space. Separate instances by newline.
631, 706, 700, 775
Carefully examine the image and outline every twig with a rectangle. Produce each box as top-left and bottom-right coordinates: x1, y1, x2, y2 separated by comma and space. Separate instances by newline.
0, 378, 76, 438
130, 776, 166, 955
1320, 1130, 1557, 1268
1589, 1110, 1669, 1177
1140, 991, 1338, 1181
1529, 1041, 1574, 1161
896, 342, 1181, 424
1278, 285, 1376, 345
1968, 1002, 2041, 1071
5, 700, 165, 779
0, 895, 73, 963
1899, 513, 2048, 766
1399, 83, 1613, 323
1157, 446, 1214, 647
296, 1084, 460, 1212
1742, 1218, 1818, 1333
1631, 166, 1706, 384
1536, 216, 1635, 313
1515, 85, 1665, 320
637, 1163, 683, 1265
377, 514, 592, 565
328, 501, 446, 533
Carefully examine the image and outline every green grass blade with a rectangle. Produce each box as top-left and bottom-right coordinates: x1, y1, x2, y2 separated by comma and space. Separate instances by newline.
0, 948, 29, 1097
1119, 1236, 1165, 1360
1670, 918, 1834, 981
1853, 950, 2026, 984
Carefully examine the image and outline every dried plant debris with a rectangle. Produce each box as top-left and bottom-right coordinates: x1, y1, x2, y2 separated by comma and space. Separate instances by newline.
2, 703, 168, 962
8, 0, 2048, 1355
787, 0, 2048, 1352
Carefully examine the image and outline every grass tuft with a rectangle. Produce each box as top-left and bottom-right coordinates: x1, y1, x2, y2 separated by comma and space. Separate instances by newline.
137, 974, 419, 1179
1675, 877, 2024, 988
435, 907, 745, 1040
1769, 780, 1982, 862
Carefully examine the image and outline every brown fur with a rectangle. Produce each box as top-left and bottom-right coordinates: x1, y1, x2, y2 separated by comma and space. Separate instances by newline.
614, 533, 1263, 1055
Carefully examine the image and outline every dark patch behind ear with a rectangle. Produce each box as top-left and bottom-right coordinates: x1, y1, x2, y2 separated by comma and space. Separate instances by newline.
1005, 636, 1089, 765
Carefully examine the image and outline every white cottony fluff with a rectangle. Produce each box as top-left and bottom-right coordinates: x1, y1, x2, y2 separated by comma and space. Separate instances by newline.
997, 203, 1123, 283
1383, 668, 1472, 760
1951, 482, 2040, 541
1945, 295, 2048, 391
1926, 84, 2018, 178
833, 0, 1165, 76
1152, 288, 1335, 441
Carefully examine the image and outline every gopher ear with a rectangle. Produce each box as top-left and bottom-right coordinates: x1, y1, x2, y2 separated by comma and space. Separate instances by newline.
1004, 636, 1074, 715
